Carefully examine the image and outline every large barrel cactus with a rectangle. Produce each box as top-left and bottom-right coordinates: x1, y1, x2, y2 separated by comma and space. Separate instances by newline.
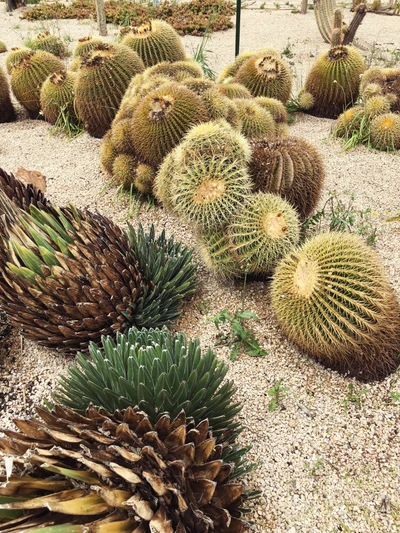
303, 45, 365, 119
10, 50, 64, 118
75, 43, 145, 138
271, 232, 400, 380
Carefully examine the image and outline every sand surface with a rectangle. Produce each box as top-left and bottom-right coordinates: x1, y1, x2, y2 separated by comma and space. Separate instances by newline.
0, 3, 400, 532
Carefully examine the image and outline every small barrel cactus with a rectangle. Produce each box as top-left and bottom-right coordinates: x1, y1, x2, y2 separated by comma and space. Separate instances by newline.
144, 59, 204, 82
131, 81, 209, 168
233, 98, 276, 140
0, 66, 16, 123
369, 112, 400, 151
75, 43, 145, 138
0, 40, 7, 53
40, 69, 77, 125
10, 50, 64, 118
233, 52, 293, 103
271, 232, 400, 380
197, 230, 243, 279
248, 137, 325, 219
333, 105, 365, 138
216, 47, 279, 83
216, 82, 253, 100
303, 45, 365, 118
227, 192, 300, 275
30, 31, 67, 58
122, 19, 186, 67
5, 47, 32, 74
73, 35, 104, 57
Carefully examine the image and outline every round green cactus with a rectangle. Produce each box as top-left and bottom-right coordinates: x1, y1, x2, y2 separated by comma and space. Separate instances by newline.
333, 105, 365, 138
10, 50, 64, 118
255, 96, 288, 124
249, 137, 325, 220
112, 153, 139, 187
75, 43, 145, 138
182, 77, 214, 95
40, 69, 77, 125
216, 82, 252, 100
121, 19, 186, 67
297, 89, 314, 111
271, 232, 400, 380
361, 82, 382, 101
0, 40, 7, 53
5, 47, 32, 74
134, 163, 156, 194
30, 31, 67, 58
110, 117, 134, 154
200, 88, 241, 130
233, 98, 275, 140
304, 45, 365, 119
197, 230, 242, 279
73, 36, 104, 57
361, 67, 400, 113
233, 53, 293, 103
144, 59, 204, 82
216, 47, 279, 83
154, 150, 178, 211
0, 66, 16, 123
131, 81, 209, 167
369, 112, 400, 151
170, 154, 252, 231
100, 131, 117, 175
227, 192, 300, 275
364, 95, 391, 118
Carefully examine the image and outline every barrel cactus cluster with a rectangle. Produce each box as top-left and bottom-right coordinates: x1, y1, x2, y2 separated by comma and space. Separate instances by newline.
333, 66, 400, 150
101, 45, 291, 194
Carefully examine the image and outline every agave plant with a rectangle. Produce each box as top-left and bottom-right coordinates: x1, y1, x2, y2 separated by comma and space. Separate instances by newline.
0, 169, 197, 353
55, 326, 245, 445
0, 404, 252, 532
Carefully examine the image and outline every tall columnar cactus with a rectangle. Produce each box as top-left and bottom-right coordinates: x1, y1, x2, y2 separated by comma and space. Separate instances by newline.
122, 19, 186, 67
271, 232, 400, 380
131, 81, 209, 168
227, 192, 300, 275
233, 52, 293, 103
248, 137, 325, 219
0, 66, 16, 123
73, 35, 104, 57
40, 69, 77, 125
30, 31, 67, 58
75, 43, 145, 138
303, 45, 365, 118
10, 50, 64, 118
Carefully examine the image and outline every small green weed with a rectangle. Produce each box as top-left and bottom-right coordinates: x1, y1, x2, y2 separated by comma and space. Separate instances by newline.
260, 2, 266, 8
301, 191, 377, 246
212, 309, 268, 360
199, 299, 211, 315
267, 379, 289, 411
192, 22, 216, 80
282, 38, 294, 59
50, 105, 84, 140
342, 383, 368, 409
274, 2, 281, 8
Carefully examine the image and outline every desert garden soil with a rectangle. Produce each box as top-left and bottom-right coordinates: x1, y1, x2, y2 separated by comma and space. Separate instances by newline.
0, 4, 400, 532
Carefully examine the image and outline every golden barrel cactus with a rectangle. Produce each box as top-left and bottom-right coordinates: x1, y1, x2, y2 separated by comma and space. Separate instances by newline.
271, 232, 400, 380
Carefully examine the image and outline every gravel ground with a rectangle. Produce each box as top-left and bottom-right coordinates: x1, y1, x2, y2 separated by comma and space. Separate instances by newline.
0, 4, 400, 532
